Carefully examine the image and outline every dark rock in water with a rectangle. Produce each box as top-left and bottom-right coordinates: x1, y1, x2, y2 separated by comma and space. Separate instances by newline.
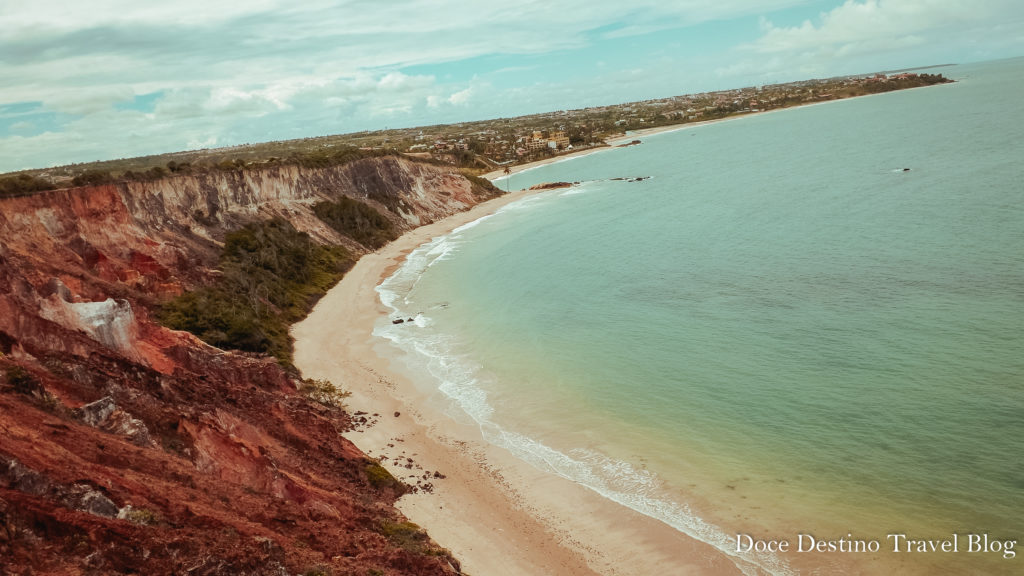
392, 318, 405, 324
407, 318, 414, 323
528, 181, 573, 190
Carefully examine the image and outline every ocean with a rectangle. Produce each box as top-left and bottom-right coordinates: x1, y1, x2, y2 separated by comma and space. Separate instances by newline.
375, 57, 1024, 575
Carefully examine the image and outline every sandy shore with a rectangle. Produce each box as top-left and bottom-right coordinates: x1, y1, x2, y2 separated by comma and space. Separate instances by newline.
481, 146, 614, 181
480, 120, 731, 181
480, 110, 808, 182
292, 189, 745, 575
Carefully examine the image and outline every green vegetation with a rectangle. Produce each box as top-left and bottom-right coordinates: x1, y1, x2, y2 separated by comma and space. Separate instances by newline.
4, 144, 400, 190
313, 197, 397, 249
2, 363, 60, 412
289, 146, 391, 169
378, 520, 429, 551
122, 507, 158, 525
0, 174, 52, 196
71, 170, 115, 187
299, 378, 350, 408
376, 518, 458, 564
364, 460, 405, 492
460, 172, 504, 198
4, 365, 41, 395
158, 218, 353, 365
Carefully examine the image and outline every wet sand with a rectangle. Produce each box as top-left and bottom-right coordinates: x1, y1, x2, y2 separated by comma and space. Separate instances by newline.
292, 188, 745, 575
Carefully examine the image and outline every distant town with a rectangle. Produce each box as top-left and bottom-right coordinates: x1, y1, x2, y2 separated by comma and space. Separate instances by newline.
1, 68, 953, 191
385, 70, 952, 171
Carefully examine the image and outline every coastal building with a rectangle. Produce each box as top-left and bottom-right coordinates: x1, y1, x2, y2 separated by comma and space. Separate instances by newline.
548, 131, 570, 149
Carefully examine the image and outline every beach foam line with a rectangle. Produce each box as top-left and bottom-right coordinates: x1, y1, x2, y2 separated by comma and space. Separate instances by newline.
372, 194, 796, 576
487, 146, 617, 183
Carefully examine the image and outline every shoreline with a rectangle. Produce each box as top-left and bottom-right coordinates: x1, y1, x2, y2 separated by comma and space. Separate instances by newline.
481, 82, 957, 183
292, 190, 745, 575
479, 115, 767, 181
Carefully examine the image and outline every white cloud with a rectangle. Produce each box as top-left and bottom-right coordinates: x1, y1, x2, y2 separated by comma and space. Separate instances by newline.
0, 0, 284, 29
2, 0, 1022, 171
448, 87, 474, 106
186, 135, 218, 150
747, 0, 1019, 56
717, 0, 1024, 82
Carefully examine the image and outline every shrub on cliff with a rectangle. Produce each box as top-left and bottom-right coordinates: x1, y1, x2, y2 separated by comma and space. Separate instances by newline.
299, 377, 350, 408
313, 197, 397, 249
4, 365, 42, 395
289, 146, 390, 169
159, 218, 353, 365
461, 172, 503, 198
71, 170, 114, 187
0, 174, 52, 196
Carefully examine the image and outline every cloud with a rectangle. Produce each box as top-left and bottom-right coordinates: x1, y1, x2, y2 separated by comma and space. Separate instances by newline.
448, 87, 474, 106
716, 0, 1024, 82
2, 1, 1022, 171
746, 1, 1022, 57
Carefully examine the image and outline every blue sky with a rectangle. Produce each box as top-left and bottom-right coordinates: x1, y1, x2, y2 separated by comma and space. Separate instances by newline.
1, 0, 1022, 172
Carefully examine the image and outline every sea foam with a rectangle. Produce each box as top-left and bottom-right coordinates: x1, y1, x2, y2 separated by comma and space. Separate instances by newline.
373, 197, 794, 576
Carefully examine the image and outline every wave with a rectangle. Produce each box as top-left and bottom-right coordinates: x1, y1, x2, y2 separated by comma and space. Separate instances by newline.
373, 200, 793, 576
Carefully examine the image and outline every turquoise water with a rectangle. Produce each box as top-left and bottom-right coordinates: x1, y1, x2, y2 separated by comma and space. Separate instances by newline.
376, 58, 1024, 575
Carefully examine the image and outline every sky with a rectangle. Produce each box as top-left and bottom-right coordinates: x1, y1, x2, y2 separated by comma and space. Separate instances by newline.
2, 0, 1023, 172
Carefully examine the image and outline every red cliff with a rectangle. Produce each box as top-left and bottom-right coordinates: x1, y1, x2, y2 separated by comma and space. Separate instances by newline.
0, 156, 494, 575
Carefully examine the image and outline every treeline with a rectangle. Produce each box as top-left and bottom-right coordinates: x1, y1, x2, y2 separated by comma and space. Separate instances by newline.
158, 218, 353, 366
0, 174, 52, 197
79, 147, 399, 185
861, 73, 952, 94
2, 146, 409, 196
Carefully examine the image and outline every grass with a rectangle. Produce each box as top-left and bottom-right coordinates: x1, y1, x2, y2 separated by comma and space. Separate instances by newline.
378, 520, 428, 551
122, 507, 158, 525
364, 460, 405, 493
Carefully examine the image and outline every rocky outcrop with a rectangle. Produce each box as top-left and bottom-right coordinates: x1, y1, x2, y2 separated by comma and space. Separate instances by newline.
77, 395, 154, 447
0, 156, 492, 575
528, 181, 574, 190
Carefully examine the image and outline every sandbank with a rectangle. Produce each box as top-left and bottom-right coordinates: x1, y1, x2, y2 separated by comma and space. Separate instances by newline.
292, 189, 745, 575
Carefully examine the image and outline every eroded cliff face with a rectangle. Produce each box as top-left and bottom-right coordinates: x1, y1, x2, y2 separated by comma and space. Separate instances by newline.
0, 156, 493, 575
